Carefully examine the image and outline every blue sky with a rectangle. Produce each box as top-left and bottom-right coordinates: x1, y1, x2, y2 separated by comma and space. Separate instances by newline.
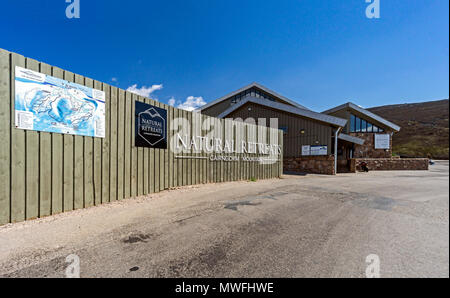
0, 0, 448, 111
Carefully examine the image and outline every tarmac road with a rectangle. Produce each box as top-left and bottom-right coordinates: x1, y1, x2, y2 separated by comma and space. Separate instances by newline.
0, 161, 448, 278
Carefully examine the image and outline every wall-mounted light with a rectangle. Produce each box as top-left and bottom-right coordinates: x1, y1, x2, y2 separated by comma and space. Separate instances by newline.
248, 107, 252, 111
300, 129, 305, 134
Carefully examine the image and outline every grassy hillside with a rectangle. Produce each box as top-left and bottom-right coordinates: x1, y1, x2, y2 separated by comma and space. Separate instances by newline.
368, 99, 449, 160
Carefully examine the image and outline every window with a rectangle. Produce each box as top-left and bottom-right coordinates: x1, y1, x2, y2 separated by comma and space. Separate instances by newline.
361, 119, 367, 132
280, 126, 288, 135
355, 117, 361, 132
350, 115, 356, 132
350, 114, 383, 133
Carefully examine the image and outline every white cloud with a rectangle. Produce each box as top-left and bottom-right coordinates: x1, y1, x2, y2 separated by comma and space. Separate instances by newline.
126, 84, 163, 97
168, 97, 176, 106
177, 96, 206, 111
111, 77, 118, 82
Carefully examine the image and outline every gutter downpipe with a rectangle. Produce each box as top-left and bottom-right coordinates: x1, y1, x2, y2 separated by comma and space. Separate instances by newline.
334, 127, 342, 175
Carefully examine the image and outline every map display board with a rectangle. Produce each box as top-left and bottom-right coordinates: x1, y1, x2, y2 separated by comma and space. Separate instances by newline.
14, 66, 106, 138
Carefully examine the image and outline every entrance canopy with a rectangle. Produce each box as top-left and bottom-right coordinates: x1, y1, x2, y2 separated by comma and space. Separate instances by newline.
338, 133, 365, 145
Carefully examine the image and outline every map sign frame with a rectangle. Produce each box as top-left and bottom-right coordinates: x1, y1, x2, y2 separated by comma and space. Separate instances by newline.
14, 66, 106, 138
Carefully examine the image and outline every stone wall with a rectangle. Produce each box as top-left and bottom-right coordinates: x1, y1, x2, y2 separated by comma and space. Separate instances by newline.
350, 158, 429, 172
284, 156, 335, 175
349, 132, 393, 158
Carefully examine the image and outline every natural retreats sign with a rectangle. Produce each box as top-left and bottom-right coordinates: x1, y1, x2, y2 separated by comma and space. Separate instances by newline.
135, 101, 167, 149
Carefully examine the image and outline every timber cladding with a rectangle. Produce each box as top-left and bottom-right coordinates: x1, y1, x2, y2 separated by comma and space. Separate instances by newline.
227, 102, 333, 157
0, 49, 283, 225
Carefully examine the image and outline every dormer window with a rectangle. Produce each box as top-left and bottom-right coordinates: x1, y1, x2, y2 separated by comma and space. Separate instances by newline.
350, 114, 384, 133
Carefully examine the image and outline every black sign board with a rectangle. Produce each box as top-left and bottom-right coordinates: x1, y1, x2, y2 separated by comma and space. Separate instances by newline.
135, 101, 167, 149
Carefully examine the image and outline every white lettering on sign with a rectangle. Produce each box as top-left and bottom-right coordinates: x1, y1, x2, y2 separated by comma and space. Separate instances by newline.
175, 133, 281, 156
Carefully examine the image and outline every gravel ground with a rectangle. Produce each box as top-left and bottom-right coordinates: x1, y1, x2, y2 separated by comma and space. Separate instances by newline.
0, 161, 448, 278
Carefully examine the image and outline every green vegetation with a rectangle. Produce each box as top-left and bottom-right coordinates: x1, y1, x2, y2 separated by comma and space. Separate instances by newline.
394, 143, 449, 159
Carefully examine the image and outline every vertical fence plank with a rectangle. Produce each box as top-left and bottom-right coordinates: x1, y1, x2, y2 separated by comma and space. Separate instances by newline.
198, 112, 203, 184
201, 114, 206, 184
130, 94, 138, 197
172, 106, 178, 188
149, 99, 156, 193
175, 108, 181, 187
93, 80, 103, 205
48, 67, 63, 215
220, 118, 224, 183
214, 116, 218, 182
182, 110, 188, 186
163, 104, 169, 190
84, 78, 94, 208
215, 117, 220, 183
191, 112, 197, 185
124, 91, 132, 199
154, 101, 161, 191
116, 88, 124, 200
103, 83, 112, 203
73, 75, 84, 209
193, 112, 198, 184
38, 63, 52, 217
136, 96, 144, 196
62, 70, 74, 212
0, 50, 10, 224
251, 124, 256, 180
168, 105, 174, 188
143, 98, 149, 194
257, 124, 261, 180
246, 123, 250, 181
209, 117, 214, 183
209, 116, 214, 183
196, 112, 201, 185
149, 133, 155, 193
10, 53, 26, 222
234, 121, 239, 182
226, 119, 232, 182
158, 102, 165, 191
24, 58, 39, 220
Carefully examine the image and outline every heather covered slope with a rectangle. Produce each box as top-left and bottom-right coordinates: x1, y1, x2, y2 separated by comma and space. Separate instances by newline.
368, 99, 449, 159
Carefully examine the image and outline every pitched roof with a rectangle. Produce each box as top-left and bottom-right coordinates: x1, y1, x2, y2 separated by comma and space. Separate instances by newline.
215, 96, 347, 127
322, 102, 401, 132
196, 82, 310, 112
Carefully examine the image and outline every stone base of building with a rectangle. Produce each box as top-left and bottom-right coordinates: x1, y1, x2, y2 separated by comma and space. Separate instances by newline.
284, 156, 335, 175
350, 158, 429, 172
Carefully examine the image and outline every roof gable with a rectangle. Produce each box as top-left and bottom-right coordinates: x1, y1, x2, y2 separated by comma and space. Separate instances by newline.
322, 102, 401, 132
196, 82, 310, 112
216, 96, 347, 127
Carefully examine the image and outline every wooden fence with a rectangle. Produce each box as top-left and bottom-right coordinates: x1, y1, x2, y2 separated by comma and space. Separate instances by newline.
0, 48, 283, 225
